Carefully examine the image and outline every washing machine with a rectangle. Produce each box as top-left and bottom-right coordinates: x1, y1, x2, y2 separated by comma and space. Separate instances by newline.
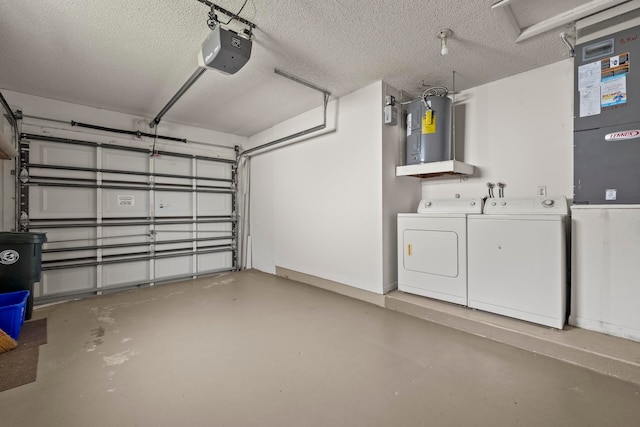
397, 198, 483, 306
467, 196, 569, 329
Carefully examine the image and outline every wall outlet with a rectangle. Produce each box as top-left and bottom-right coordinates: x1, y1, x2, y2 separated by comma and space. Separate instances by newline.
537, 186, 547, 197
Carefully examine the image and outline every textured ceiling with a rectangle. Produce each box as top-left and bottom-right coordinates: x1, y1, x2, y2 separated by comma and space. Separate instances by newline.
0, 1, 602, 136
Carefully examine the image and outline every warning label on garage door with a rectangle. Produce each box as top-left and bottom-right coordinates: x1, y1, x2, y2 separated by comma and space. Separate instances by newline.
117, 195, 135, 206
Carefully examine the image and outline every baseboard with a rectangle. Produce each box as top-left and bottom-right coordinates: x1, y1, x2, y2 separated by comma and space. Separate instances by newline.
275, 267, 386, 307
570, 317, 640, 343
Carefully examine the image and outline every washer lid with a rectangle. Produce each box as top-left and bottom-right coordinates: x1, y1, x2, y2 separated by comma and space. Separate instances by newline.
483, 196, 568, 215
417, 198, 483, 214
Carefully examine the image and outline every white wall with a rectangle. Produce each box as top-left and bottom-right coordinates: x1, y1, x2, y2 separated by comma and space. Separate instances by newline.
0, 89, 247, 231
249, 82, 387, 293
248, 60, 575, 295
421, 59, 574, 200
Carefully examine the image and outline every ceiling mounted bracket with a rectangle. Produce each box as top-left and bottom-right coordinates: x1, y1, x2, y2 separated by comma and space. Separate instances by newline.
196, 0, 257, 30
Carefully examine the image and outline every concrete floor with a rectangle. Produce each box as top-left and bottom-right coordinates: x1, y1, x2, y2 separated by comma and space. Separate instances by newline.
2, 270, 640, 426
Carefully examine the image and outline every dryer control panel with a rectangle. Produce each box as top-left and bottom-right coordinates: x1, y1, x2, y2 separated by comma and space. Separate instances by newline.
483, 196, 568, 215
417, 198, 484, 214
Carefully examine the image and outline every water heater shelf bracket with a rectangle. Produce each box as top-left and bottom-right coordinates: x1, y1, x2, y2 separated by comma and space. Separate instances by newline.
396, 160, 474, 178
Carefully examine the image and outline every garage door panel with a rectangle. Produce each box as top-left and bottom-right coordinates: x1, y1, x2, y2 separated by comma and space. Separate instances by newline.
197, 223, 232, 243
198, 222, 232, 234
43, 250, 97, 262
102, 173, 148, 184
102, 246, 148, 257
155, 176, 191, 186
155, 224, 192, 242
30, 167, 96, 181
37, 228, 96, 250
102, 189, 149, 217
156, 156, 191, 176
197, 239, 232, 248
102, 226, 150, 245
197, 193, 232, 216
22, 133, 236, 302
103, 261, 150, 286
156, 256, 192, 279
196, 160, 231, 180
103, 149, 148, 173
155, 242, 192, 252
30, 186, 96, 219
155, 192, 192, 217
198, 252, 232, 272
42, 267, 97, 295
31, 141, 96, 168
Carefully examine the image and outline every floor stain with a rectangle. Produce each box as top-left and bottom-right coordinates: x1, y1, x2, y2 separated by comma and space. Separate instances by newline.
204, 274, 235, 289
89, 297, 159, 326
91, 326, 105, 338
103, 349, 140, 367
163, 291, 185, 299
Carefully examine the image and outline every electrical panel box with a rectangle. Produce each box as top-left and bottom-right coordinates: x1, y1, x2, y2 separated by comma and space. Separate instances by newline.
574, 23, 640, 204
405, 96, 451, 165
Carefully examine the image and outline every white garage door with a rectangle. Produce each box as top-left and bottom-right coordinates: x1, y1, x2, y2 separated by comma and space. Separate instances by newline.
19, 132, 237, 303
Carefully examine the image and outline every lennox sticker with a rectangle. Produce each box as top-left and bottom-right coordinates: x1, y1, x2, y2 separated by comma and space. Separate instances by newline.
605, 130, 640, 141
0, 249, 19, 265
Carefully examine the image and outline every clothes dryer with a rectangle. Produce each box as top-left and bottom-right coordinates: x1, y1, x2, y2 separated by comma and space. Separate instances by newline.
397, 198, 483, 305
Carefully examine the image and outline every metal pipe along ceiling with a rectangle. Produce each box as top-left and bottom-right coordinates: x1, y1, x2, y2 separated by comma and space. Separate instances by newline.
236, 69, 332, 270
240, 69, 331, 157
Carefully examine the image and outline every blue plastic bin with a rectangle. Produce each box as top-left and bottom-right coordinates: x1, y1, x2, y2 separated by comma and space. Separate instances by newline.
0, 290, 30, 340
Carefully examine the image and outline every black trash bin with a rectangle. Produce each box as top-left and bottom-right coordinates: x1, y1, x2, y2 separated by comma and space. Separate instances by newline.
0, 232, 47, 320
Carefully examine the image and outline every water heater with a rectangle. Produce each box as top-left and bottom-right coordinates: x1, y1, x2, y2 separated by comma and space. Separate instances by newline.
405, 91, 452, 165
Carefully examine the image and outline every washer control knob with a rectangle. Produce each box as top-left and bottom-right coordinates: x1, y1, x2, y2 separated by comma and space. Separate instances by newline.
470, 202, 476, 206
543, 199, 554, 207
501, 202, 507, 206
424, 202, 432, 208
491, 202, 496, 206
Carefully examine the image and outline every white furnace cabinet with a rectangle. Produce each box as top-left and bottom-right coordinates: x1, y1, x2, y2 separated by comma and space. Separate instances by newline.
570, 206, 640, 342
